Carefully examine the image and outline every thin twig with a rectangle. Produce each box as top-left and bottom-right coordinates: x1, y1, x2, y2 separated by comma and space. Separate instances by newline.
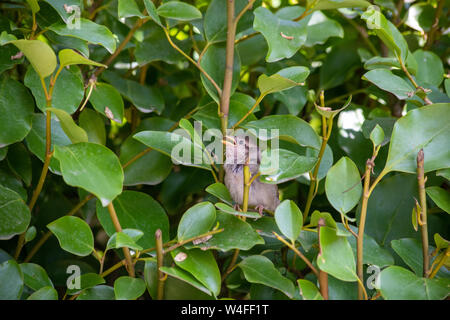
417, 149, 429, 277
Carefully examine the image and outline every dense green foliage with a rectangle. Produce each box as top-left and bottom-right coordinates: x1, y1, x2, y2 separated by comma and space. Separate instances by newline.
0, 0, 449, 300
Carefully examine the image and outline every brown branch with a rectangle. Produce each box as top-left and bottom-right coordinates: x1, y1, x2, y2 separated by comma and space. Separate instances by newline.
417, 149, 429, 277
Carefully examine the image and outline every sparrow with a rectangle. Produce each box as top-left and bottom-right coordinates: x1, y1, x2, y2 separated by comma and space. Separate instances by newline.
224, 135, 280, 214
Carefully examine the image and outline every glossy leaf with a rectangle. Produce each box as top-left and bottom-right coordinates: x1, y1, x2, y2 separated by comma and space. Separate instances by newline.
133, 131, 211, 170
96, 191, 169, 249
413, 50, 444, 87
0, 78, 34, 148
200, 44, 240, 103
205, 183, 233, 206
118, 0, 146, 19
159, 266, 212, 295
384, 103, 450, 174
77, 285, 115, 300
363, 69, 414, 100
317, 226, 357, 282
156, 1, 202, 21
189, 211, 264, 251
66, 273, 105, 295
239, 255, 295, 298
177, 202, 216, 242
274, 200, 303, 242
7, 142, 32, 186
47, 108, 88, 144
43, 0, 82, 23
49, 18, 116, 53
89, 82, 124, 124
378, 266, 449, 300
25, 65, 84, 114
8, 39, 56, 78
325, 157, 362, 215
54, 142, 124, 206
426, 186, 450, 214
20, 263, 53, 291
0, 185, 30, 240
214, 203, 261, 220
106, 229, 144, 252
114, 276, 146, 300
259, 148, 317, 184
79, 109, 106, 145
297, 279, 323, 300
27, 286, 58, 300
244, 115, 321, 150
143, 0, 162, 26
258, 66, 310, 95
171, 248, 221, 297
25, 113, 72, 174
47, 216, 94, 256
253, 6, 308, 62
315, 96, 351, 119
0, 260, 23, 299
58, 49, 105, 68
312, 0, 370, 10
370, 124, 385, 147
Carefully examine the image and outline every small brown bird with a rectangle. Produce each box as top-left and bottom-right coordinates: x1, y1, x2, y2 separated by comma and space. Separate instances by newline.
224, 135, 280, 214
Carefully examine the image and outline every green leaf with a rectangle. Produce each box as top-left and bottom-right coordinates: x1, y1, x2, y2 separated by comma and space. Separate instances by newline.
384, 103, 450, 174
58, 49, 105, 69
106, 229, 144, 252
66, 273, 105, 295
346, 225, 394, 267
114, 276, 146, 300
315, 96, 352, 119
102, 70, 164, 114
79, 109, 106, 145
159, 266, 212, 295
20, 263, 53, 291
305, 11, 343, 46
378, 266, 449, 300
426, 186, 450, 214
361, 6, 409, 62
363, 69, 414, 100
189, 211, 264, 251
273, 86, 308, 116
206, 183, 233, 205
200, 44, 240, 103
239, 255, 295, 298
96, 191, 169, 249
47, 216, 94, 256
171, 248, 221, 297
0, 78, 34, 147
405, 3, 435, 33
24, 226, 36, 243
27, 286, 58, 300
53, 142, 124, 206
0, 260, 23, 299
26, 0, 40, 13
25, 113, 71, 174
49, 18, 116, 54
362, 117, 396, 147
0, 185, 30, 240
120, 117, 173, 186
156, 1, 202, 21
77, 285, 115, 300
297, 279, 323, 300
317, 226, 357, 281
257, 66, 310, 95
437, 168, 450, 181
8, 39, 56, 78
244, 115, 321, 150
312, 0, 370, 10
391, 238, 426, 277
253, 6, 308, 62
177, 202, 216, 241
133, 131, 211, 170
412, 50, 444, 87
434, 233, 449, 252
7, 143, 32, 186
143, 0, 162, 26
118, 0, 146, 19
325, 157, 362, 215
370, 124, 385, 147
24, 65, 84, 114
43, 0, 82, 23
214, 203, 261, 219
89, 82, 124, 124
274, 200, 303, 242
320, 44, 360, 90
47, 108, 88, 144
